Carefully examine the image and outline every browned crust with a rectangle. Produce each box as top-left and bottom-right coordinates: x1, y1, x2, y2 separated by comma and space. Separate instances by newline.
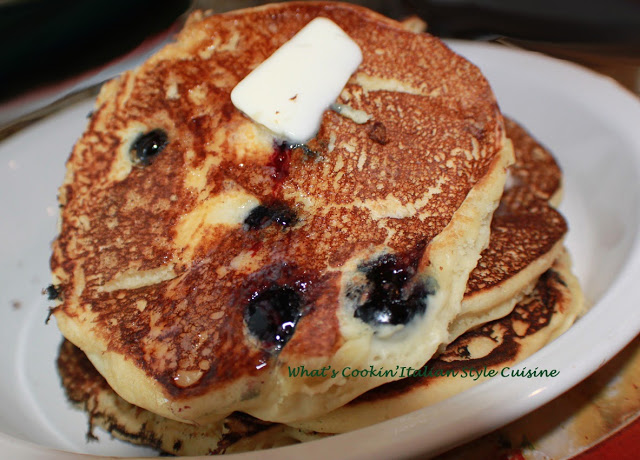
504, 117, 562, 201
353, 266, 571, 404
464, 117, 566, 297
51, 1, 504, 401
465, 187, 567, 295
56, 339, 276, 455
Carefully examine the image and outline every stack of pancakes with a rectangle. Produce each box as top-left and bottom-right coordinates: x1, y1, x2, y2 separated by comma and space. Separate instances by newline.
50, 2, 583, 455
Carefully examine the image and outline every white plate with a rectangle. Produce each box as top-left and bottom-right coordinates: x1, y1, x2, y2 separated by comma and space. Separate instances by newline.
1, 41, 639, 460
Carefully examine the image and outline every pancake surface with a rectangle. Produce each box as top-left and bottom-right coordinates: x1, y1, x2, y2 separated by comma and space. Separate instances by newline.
449, 117, 567, 342
503, 117, 562, 205
50, 2, 512, 424
288, 117, 575, 433
56, 339, 298, 455
56, 252, 582, 454
290, 250, 583, 434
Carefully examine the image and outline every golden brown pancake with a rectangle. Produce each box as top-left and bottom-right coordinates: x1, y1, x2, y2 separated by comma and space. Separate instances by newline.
55, 115, 574, 455
56, 251, 582, 454
449, 188, 566, 343
504, 117, 562, 206
290, 250, 583, 434
446, 117, 566, 343
50, 2, 513, 424
57, 339, 298, 455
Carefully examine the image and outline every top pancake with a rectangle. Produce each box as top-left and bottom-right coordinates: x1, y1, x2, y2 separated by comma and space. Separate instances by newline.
51, 2, 512, 424
53, 119, 570, 455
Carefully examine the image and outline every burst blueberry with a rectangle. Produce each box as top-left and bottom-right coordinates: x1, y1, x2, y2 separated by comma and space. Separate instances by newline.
244, 203, 297, 230
131, 129, 169, 165
354, 254, 433, 326
245, 285, 302, 351
45, 284, 61, 300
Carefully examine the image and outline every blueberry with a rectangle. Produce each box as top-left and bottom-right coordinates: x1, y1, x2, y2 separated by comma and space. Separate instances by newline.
354, 254, 433, 326
245, 286, 302, 351
131, 129, 169, 165
44, 284, 61, 300
244, 203, 297, 230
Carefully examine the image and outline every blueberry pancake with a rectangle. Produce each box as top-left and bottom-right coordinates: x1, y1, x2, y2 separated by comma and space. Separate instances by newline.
50, 2, 513, 425
290, 250, 583, 434
56, 253, 582, 454
54, 114, 577, 453
56, 339, 299, 456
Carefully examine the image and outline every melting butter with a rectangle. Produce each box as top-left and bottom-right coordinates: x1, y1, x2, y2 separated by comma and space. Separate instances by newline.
230, 17, 362, 144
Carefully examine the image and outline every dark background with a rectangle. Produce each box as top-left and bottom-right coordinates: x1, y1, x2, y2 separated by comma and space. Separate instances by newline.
1, 0, 639, 105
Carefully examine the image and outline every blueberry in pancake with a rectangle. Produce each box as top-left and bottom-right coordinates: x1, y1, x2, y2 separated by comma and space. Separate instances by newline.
50, 1, 513, 425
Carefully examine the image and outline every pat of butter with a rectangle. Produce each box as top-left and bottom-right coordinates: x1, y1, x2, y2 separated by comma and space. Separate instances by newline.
230, 17, 362, 144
